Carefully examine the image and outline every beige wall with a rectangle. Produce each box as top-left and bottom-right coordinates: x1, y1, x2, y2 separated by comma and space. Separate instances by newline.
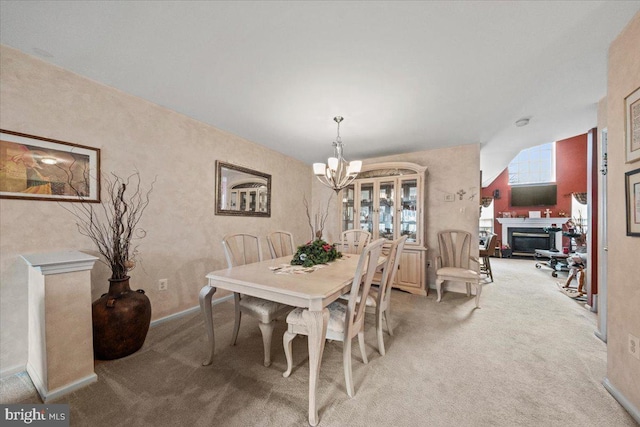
0, 45, 480, 375
0, 45, 313, 373
604, 12, 640, 411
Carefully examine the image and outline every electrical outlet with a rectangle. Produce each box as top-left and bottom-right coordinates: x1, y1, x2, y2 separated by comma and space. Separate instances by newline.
426, 260, 432, 268
158, 279, 168, 291
629, 334, 640, 360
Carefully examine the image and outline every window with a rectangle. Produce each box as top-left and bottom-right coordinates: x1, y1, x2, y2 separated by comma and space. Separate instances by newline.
508, 142, 555, 185
479, 199, 494, 236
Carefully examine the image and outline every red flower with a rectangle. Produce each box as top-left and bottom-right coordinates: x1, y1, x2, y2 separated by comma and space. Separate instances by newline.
323, 244, 332, 251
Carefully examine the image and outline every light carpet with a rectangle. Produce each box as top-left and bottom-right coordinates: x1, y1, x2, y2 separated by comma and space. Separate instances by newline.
1, 258, 636, 426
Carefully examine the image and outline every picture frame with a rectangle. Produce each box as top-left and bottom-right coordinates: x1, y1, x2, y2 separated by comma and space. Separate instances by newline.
215, 161, 271, 217
0, 129, 100, 202
625, 167, 640, 237
625, 86, 640, 163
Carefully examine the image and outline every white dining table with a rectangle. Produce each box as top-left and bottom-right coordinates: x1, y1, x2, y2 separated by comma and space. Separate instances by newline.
199, 254, 384, 426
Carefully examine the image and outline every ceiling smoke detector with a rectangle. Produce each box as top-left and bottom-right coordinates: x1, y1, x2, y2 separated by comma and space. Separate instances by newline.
515, 118, 530, 127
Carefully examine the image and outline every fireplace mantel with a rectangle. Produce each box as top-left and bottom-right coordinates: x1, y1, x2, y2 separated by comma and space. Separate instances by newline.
496, 217, 570, 252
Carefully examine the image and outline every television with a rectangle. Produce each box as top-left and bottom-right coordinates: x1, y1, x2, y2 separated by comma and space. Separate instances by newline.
510, 184, 557, 207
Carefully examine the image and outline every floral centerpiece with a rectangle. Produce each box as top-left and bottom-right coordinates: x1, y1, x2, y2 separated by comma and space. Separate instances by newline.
291, 239, 342, 267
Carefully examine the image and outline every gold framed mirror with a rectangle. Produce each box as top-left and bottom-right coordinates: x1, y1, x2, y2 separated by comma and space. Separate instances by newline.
215, 161, 271, 217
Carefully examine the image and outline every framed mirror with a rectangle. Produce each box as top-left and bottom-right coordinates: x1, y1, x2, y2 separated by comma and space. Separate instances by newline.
216, 161, 271, 217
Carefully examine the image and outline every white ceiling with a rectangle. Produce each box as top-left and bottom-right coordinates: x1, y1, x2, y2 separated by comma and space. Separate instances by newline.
1, 1, 638, 186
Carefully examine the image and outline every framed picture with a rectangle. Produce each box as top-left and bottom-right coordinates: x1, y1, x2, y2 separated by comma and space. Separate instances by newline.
625, 167, 640, 237
625, 86, 640, 163
0, 129, 100, 202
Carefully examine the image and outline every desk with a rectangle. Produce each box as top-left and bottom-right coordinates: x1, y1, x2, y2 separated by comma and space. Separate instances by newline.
200, 254, 384, 426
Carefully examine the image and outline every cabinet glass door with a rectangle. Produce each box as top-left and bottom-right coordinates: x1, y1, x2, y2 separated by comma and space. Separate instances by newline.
399, 178, 418, 243
341, 185, 355, 230
378, 180, 395, 241
359, 182, 374, 234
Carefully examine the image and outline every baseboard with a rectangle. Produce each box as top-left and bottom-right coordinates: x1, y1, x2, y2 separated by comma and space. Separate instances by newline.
150, 293, 233, 327
603, 377, 640, 424
3, 294, 233, 382
26, 362, 97, 402
0, 363, 26, 379
594, 330, 607, 343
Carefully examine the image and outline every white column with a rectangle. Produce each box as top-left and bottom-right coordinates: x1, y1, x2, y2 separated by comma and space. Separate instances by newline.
21, 251, 98, 402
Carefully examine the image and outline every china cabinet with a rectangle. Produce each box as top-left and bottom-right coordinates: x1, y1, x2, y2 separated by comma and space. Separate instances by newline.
340, 162, 428, 295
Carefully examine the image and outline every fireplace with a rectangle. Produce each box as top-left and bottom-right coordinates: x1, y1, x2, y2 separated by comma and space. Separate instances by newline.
496, 218, 568, 253
508, 227, 555, 256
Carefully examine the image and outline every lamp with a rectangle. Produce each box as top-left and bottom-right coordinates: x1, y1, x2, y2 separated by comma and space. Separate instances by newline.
313, 116, 362, 193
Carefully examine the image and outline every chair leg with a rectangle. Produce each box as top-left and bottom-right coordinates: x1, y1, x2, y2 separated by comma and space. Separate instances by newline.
486, 257, 493, 282
466, 283, 471, 296
231, 293, 242, 346
258, 321, 275, 367
383, 310, 394, 336
475, 284, 482, 308
343, 337, 355, 397
282, 330, 296, 378
376, 308, 386, 356
436, 278, 444, 302
358, 330, 369, 364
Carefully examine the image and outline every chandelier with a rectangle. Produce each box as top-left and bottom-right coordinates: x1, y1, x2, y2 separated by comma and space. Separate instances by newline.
313, 116, 362, 192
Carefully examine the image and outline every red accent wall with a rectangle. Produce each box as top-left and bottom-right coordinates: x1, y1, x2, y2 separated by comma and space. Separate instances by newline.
482, 133, 588, 248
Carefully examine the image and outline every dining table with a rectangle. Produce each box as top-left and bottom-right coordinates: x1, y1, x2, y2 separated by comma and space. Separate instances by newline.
199, 253, 385, 426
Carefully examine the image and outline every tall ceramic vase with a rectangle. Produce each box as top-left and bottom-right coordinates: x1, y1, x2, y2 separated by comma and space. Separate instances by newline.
92, 276, 152, 360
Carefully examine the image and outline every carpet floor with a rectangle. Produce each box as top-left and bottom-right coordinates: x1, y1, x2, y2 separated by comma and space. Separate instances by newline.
1, 257, 636, 426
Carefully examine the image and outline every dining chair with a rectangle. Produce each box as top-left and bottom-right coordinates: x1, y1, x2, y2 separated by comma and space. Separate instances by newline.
479, 233, 497, 282
340, 229, 371, 254
282, 238, 385, 397
435, 230, 483, 308
223, 233, 291, 367
367, 235, 407, 355
266, 230, 295, 259
338, 235, 407, 356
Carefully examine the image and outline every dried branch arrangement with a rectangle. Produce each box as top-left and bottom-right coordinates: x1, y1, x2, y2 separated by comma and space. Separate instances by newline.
303, 193, 333, 240
61, 171, 155, 280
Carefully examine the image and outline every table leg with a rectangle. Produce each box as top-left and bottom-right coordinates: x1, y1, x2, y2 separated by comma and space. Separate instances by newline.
199, 285, 217, 366
302, 308, 329, 427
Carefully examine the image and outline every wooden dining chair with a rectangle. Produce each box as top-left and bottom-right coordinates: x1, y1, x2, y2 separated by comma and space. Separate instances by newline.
340, 229, 371, 254
266, 230, 295, 259
435, 230, 482, 308
223, 233, 291, 367
366, 235, 407, 355
282, 238, 385, 397
479, 233, 497, 282
338, 235, 407, 355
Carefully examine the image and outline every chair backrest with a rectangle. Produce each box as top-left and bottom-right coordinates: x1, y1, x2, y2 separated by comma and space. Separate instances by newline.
438, 230, 472, 269
344, 238, 385, 336
378, 235, 408, 307
266, 231, 295, 259
341, 229, 372, 254
481, 233, 498, 256
222, 233, 263, 268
